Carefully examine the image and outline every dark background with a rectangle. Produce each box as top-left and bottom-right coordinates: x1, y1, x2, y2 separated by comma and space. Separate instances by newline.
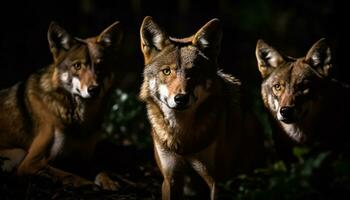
0, 0, 348, 91
1, 1, 350, 199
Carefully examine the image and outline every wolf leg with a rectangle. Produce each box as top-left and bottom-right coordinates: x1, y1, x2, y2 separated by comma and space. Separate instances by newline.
162, 174, 184, 200
94, 171, 119, 191
16, 127, 94, 188
190, 159, 216, 200
154, 142, 185, 200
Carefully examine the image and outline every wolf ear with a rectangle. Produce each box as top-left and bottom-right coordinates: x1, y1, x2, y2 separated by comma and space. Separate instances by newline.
48, 21, 74, 60
305, 38, 332, 77
192, 18, 222, 57
140, 16, 170, 60
255, 39, 285, 78
97, 21, 123, 48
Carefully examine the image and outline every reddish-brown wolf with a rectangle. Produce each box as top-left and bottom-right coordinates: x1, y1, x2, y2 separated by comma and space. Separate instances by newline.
139, 16, 265, 199
0, 21, 123, 190
256, 38, 350, 159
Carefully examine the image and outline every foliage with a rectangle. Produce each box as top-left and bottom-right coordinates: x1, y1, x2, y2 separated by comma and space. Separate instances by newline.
101, 89, 350, 199
102, 89, 151, 148
1, 90, 350, 199
0, 0, 347, 199
219, 147, 350, 200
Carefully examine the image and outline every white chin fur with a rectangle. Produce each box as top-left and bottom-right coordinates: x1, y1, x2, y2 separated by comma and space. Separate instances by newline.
72, 77, 81, 95
166, 97, 178, 109
277, 110, 284, 121
71, 77, 91, 98
80, 86, 91, 98
158, 84, 171, 107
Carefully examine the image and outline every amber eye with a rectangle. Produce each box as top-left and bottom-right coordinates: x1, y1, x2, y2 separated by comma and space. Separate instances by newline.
162, 68, 171, 76
273, 83, 281, 91
73, 63, 81, 70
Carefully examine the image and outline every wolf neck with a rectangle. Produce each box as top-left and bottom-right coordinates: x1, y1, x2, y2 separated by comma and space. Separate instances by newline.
36, 65, 85, 123
160, 103, 188, 130
279, 123, 307, 143
278, 107, 325, 144
148, 95, 221, 154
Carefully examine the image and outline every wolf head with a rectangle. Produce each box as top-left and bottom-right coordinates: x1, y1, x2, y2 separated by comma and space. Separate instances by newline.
48, 21, 123, 98
139, 16, 222, 111
255, 39, 332, 125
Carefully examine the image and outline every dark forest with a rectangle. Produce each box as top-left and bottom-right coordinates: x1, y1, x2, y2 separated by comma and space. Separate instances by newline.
1, 0, 349, 199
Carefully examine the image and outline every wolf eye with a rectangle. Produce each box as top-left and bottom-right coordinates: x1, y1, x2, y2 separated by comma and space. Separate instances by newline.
273, 83, 281, 91
73, 63, 81, 70
162, 68, 171, 76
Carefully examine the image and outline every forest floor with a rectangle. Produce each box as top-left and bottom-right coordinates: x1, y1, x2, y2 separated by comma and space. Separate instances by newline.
0, 142, 239, 200
2, 142, 350, 200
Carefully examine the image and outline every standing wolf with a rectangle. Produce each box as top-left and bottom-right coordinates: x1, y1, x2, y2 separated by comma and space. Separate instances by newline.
255, 38, 350, 158
0, 21, 123, 190
139, 16, 265, 199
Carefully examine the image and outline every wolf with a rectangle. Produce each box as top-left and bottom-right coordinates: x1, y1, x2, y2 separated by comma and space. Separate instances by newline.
139, 16, 265, 199
255, 38, 350, 159
0, 21, 123, 190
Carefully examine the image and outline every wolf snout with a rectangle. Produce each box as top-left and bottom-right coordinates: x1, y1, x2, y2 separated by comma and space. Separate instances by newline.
174, 93, 190, 107
88, 85, 101, 97
279, 106, 296, 123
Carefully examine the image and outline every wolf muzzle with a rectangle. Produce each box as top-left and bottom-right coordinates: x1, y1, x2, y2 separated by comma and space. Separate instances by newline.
279, 106, 296, 123
88, 85, 101, 98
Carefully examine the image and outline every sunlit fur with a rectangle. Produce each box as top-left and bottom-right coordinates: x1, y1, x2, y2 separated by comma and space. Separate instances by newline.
0, 21, 122, 190
256, 39, 350, 155
140, 16, 265, 199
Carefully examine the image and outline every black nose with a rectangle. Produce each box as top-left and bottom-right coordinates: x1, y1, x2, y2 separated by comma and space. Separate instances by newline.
174, 94, 189, 106
88, 85, 100, 97
280, 106, 295, 119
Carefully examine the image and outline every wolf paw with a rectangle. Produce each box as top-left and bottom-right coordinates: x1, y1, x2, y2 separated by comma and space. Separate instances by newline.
59, 174, 96, 189
94, 172, 120, 191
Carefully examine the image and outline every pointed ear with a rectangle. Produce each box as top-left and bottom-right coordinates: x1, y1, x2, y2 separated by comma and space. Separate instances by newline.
140, 16, 170, 59
255, 39, 285, 78
305, 38, 332, 77
47, 21, 74, 60
192, 18, 222, 57
97, 21, 123, 48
